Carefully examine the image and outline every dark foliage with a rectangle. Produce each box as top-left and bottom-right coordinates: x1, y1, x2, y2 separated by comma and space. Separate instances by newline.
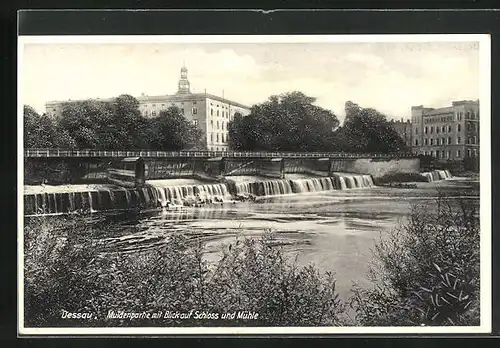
228, 92, 340, 152
24, 220, 344, 327
349, 192, 480, 326
337, 101, 410, 153
24, 94, 205, 151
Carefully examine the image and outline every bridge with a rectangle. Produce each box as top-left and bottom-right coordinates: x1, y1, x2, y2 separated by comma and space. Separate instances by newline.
24, 148, 420, 184
24, 148, 416, 159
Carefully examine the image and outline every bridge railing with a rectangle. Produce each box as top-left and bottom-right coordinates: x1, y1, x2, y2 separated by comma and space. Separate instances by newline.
24, 148, 416, 158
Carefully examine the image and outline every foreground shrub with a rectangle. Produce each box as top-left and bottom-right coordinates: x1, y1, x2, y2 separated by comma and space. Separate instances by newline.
349, 192, 480, 326
24, 219, 344, 327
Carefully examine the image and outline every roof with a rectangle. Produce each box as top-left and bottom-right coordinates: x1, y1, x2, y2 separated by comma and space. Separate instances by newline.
424, 106, 454, 116
45, 93, 251, 110
136, 92, 251, 109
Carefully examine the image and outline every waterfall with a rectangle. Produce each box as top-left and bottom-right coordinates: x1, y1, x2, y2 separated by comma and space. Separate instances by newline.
24, 173, 380, 216
421, 169, 453, 182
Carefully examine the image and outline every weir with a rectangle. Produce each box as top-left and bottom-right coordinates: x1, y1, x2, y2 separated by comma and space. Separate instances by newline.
24, 173, 376, 216
421, 169, 453, 182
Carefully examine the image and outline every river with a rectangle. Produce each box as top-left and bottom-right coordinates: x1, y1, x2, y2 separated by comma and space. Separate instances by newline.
50, 175, 478, 301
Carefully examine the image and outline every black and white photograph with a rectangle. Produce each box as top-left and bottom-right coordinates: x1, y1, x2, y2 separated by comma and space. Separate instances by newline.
17, 34, 491, 335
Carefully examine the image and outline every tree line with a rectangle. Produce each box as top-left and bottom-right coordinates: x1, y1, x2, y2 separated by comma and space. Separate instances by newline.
228, 92, 409, 153
24, 94, 204, 151
25, 92, 409, 153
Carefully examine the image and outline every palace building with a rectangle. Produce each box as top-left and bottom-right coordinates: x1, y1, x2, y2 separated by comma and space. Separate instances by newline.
411, 100, 479, 160
45, 66, 251, 151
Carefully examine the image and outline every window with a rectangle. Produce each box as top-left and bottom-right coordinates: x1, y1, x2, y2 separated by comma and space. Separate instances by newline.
441, 151, 445, 158
217, 110, 219, 117
457, 136, 461, 144
415, 127, 418, 135
222, 122, 224, 130
210, 133, 213, 142
448, 125, 452, 132
211, 109, 213, 116
424, 138, 428, 145
467, 122, 471, 131
151, 111, 156, 117
424, 126, 428, 134
430, 138, 434, 145
457, 124, 461, 132
457, 150, 461, 158
431, 151, 435, 157
473, 149, 477, 157
447, 151, 451, 159
430, 126, 434, 134
193, 119, 199, 126
217, 121, 219, 129
216, 133, 219, 143
448, 137, 451, 145
436, 127, 440, 134
415, 139, 419, 146
473, 136, 477, 144
211, 120, 213, 127
192, 107, 198, 115
441, 126, 445, 133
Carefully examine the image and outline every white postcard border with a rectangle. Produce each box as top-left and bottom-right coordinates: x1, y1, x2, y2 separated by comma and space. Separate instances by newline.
17, 34, 492, 335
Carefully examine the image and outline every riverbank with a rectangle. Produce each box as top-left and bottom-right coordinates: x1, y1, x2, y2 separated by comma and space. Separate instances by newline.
22, 186, 480, 328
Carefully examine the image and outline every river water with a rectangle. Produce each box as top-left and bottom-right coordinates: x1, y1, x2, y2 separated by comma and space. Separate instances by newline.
67, 176, 478, 301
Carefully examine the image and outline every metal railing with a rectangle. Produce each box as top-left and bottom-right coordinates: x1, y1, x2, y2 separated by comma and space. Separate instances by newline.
24, 148, 416, 159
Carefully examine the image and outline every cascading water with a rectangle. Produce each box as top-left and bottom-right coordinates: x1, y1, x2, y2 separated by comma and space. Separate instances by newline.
421, 169, 453, 182
24, 173, 376, 216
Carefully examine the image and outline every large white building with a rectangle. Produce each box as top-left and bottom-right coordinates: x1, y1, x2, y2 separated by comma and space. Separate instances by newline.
45, 66, 251, 151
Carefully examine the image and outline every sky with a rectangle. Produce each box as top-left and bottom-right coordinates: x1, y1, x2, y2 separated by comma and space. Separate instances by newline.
20, 40, 481, 122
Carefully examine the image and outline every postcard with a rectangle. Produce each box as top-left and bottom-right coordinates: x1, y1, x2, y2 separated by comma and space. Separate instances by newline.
18, 33, 491, 335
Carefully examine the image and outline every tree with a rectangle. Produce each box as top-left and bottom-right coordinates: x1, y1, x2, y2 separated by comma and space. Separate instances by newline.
56, 95, 153, 150
337, 101, 409, 153
148, 106, 205, 151
228, 91, 340, 152
24, 105, 61, 148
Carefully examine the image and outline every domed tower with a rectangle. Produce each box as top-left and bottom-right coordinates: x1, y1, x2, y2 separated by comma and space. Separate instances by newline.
177, 65, 191, 94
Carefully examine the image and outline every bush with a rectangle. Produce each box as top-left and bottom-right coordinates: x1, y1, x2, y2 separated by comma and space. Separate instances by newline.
349, 191, 480, 326
374, 172, 428, 185
24, 219, 344, 327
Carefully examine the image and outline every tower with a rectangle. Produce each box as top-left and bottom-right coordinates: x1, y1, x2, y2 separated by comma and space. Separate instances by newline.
177, 65, 191, 94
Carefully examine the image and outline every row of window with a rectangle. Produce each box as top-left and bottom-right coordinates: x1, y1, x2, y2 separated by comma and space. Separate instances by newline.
416, 122, 479, 135
210, 120, 227, 130
423, 110, 477, 124
421, 148, 478, 158
424, 115, 453, 124
143, 107, 198, 117
415, 135, 478, 146
210, 102, 229, 110
210, 108, 230, 119
148, 101, 198, 108
209, 133, 228, 144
